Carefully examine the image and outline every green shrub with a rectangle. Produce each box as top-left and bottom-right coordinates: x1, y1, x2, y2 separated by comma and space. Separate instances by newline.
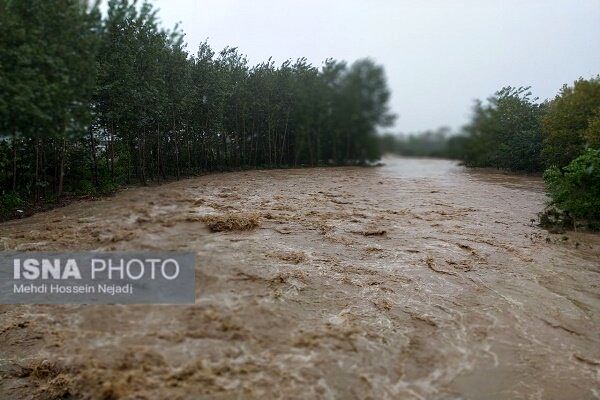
0, 192, 24, 218
73, 180, 95, 196
543, 148, 600, 228
97, 181, 119, 195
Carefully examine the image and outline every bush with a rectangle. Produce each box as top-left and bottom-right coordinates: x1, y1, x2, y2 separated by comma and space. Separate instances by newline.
543, 148, 600, 228
97, 181, 119, 195
0, 191, 24, 218
538, 206, 573, 233
73, 180, 95, 196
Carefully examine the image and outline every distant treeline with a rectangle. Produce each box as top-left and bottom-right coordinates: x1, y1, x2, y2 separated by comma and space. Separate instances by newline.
0, 0, 393, 216
383, 78, 600, 228
380, 127, 464, 160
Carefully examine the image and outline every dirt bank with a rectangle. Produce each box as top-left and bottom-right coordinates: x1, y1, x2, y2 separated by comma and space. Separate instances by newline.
1, 157, 599, 399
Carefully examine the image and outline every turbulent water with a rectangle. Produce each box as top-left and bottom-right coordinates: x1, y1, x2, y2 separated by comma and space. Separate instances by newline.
1, 157, 599, 399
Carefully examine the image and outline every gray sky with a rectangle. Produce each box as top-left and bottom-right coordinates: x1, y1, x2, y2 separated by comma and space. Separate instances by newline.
150, 0, 600, 133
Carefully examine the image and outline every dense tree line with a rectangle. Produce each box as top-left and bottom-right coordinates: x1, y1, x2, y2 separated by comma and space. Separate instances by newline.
0, 0, 393, 216
455, 80, 600, 172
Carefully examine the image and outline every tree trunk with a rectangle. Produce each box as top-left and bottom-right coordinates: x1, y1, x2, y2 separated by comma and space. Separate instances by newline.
140, 128, 147, 184
90, 126, 99, 188
156, 122, 161, 183
109, 122, 115, 181
34, 139, 40, 204
11, 130, 17, 191
57, 137, 66, 197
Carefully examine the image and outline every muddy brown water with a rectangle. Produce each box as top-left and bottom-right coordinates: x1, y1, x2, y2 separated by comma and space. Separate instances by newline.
0, 157, 599, 399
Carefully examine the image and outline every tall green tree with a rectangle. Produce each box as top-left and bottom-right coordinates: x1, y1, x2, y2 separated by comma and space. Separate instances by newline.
460, 87, 546, 172
541, 76, 600, 167
0, 0, 100, 200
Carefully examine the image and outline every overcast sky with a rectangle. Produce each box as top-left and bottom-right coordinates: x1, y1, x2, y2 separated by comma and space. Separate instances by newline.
148, 0, 600, 133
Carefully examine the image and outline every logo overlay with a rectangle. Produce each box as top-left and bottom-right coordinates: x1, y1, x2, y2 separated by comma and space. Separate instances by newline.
0, 252, 195, 304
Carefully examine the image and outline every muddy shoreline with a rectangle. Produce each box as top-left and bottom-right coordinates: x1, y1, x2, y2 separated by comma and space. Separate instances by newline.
1, 157, 599, 399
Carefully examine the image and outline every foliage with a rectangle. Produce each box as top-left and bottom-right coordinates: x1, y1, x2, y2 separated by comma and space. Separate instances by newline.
0, 0, 394, 209
543, 148, 600, 226
0, 0, 100, 199
459, 87, 547, 172
541, 77, 600, 167
0, 191, 23, 218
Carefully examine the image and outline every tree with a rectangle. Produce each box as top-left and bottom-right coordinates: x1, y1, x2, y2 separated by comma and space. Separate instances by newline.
460, 86, 546, 172
541, 76, 600, 167
0, 0, 100, 200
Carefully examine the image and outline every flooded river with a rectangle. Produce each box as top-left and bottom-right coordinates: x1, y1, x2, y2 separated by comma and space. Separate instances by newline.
1, 157, 599, 399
